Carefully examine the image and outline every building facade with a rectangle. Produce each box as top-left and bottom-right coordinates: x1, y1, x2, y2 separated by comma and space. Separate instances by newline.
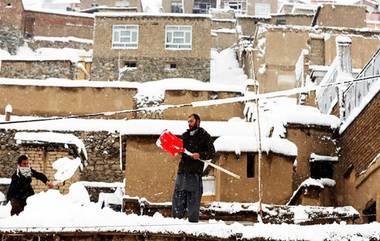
92, 13, 211, 82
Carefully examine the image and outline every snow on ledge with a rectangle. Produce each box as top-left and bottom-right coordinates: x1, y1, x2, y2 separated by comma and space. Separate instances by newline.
0, 178, 11, 185
14, 132, 87, 160
287, 178, 336, 205
214, 136, 297, 157
78, 181, 124, 188
0, 78, 245, 93
211, 28, 236, 34
33, 36, 93, 44
95, 12, 210, 19
310, 153, 339, 162
1, 118, 256, 138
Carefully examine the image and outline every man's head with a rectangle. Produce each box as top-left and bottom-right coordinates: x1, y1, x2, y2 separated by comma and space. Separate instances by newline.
17, 155, 29, 167
188, 113, 201, 130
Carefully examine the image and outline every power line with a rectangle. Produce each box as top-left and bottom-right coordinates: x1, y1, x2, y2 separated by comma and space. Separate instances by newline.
0, 74, 378, 126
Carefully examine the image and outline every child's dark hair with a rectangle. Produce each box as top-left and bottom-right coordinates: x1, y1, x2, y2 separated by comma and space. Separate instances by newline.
17, 155, 28, 164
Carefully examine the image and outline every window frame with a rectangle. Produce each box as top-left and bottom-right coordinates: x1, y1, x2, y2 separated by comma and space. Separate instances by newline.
165, 25, 192, 50
112, 24, 139, 50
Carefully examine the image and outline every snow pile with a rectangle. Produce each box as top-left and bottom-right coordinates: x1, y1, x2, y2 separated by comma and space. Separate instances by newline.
141, 0, 162, 13
287, 178, 336, 205
245, 97, 340, 138
79, 181, 124, 188
0, 45, 91, 63
14, 132, 88, 160
310, 153, 338, 162
0, 189, 378, 240
214, 136, 297, 156
53, 157, 82, 182
0, 178, 10, 185
210, 48, 248, 85
22, 0, 93, 18
0, 192, 5, 202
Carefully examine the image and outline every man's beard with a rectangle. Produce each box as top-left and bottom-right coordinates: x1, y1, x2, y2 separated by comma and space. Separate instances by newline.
18, 166, 32, 177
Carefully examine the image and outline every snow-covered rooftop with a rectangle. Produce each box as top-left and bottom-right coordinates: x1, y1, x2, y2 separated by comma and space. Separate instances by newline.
0, 78, 245, 93
214, 136, 298, 156
95, 12, 210, 18
0, 118, 256, 138
14, 132, 88, 160
0, 45, 91, 62
310, 153, 339, 162
141, 0, 162, 13
22, 0, 93, 18
33, 36, 93, 44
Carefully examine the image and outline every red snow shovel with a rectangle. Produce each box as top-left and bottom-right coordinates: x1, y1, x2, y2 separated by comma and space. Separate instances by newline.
157, 130, 240, 179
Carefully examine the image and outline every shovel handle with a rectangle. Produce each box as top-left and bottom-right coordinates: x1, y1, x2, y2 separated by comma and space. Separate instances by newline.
184, 150, 240, 179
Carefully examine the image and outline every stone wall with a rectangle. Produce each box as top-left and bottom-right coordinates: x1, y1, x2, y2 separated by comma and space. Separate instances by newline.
0, 60, 75, 79
91, 57, 210, 82
0, 26, 24, 55
26, 39, 93, 51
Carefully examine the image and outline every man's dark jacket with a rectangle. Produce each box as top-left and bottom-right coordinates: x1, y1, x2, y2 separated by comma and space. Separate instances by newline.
177, 127, 216, 175
7, 168, 48, 201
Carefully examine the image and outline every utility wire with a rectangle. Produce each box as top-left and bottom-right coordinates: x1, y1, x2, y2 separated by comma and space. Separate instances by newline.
0, 74, 378, 126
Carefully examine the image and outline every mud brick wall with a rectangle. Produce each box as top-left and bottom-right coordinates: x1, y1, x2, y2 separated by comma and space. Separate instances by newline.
338, 92, 380, 175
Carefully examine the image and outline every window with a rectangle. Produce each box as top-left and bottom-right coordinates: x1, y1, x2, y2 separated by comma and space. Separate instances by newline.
124, 61, 137, 68
193, 0, 216, 14
112, 25, 139, 49
165, 25, 192, 50
171, 0, 183, 13
247, 152, 255, 178
276, 18, 287, 25
255, 3, 271, 16
165, 63, 177, 70
228, 0, 245, 14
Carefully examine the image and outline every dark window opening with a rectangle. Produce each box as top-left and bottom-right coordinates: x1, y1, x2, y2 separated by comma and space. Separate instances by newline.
124, 61, 137, 68
276, 19, 286, 25
310, 162, 334, 179
5, 0, 12, 7
363, 200, 376, 223
165, 63, 177, 70
247, 152, 255, 178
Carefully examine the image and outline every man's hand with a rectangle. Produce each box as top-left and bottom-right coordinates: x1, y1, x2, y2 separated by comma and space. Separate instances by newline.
46, 181, 54, 189
191, 153, 200, 160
